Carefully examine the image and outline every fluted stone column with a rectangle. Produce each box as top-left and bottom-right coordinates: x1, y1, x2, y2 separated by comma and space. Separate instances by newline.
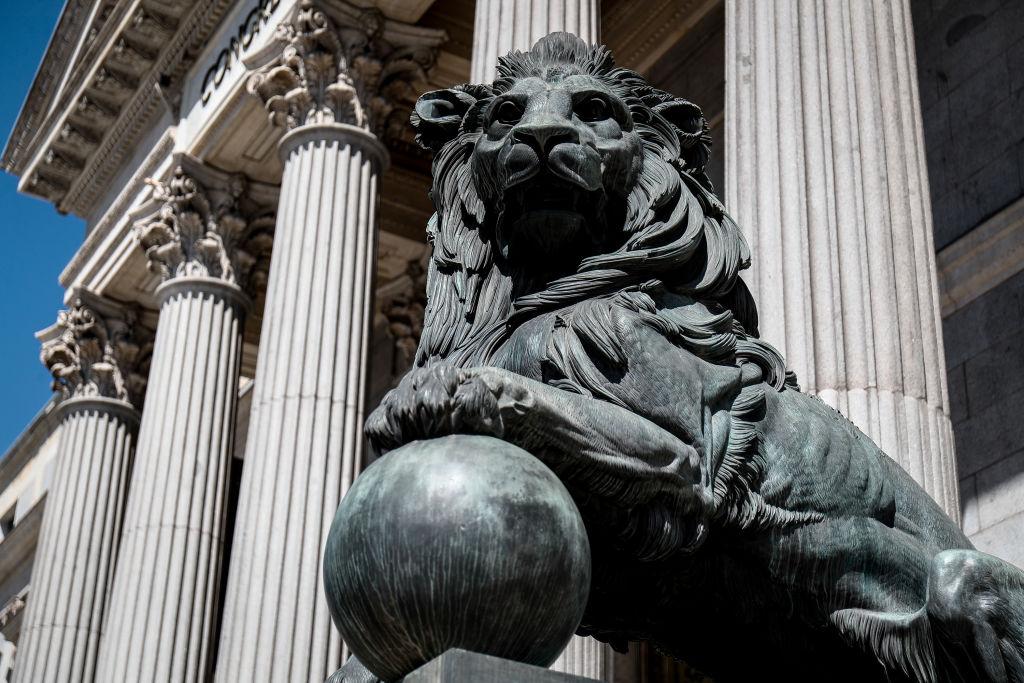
95, 159, 272, 683
469, 1, 610, 678
214, 4, 442, 682
13, 292, 150, 683
725, 0, 958, 517
470, 0, 600, 83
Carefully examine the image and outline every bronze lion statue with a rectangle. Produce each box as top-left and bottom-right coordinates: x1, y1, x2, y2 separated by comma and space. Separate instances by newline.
340, 34, 1024, 682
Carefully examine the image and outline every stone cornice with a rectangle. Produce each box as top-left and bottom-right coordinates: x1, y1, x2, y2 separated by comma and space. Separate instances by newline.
603, 0, 719, 74
37, 289, 153, 409
247, 0, 446, 141
59, 128, 176, 290
937, 196, 1024, 317
1, 0, 99, 172
375, 0, 437, 24
4, 0, 238, 218
134, 154, 276, 293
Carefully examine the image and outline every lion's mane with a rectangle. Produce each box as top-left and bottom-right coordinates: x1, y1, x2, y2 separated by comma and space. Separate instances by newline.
411, 33, 803, 533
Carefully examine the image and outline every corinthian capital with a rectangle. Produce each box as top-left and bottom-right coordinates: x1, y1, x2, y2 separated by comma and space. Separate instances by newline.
135, 157, 275, 294
248, 0, 445, 140
39, 290, 152, 408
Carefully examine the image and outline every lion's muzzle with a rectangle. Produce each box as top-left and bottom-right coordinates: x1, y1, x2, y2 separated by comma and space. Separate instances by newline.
500, 127, 604, 193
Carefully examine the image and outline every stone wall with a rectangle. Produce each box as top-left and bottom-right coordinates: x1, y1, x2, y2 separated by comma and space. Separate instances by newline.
943, 268, 1024, 567
912, 0, 1024, 249
913, 0, 1024, 567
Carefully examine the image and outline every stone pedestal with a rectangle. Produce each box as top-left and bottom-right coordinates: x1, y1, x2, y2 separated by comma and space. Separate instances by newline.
404, 650, 600, 683
13, 293, 148, 683
724, 0, 959, 516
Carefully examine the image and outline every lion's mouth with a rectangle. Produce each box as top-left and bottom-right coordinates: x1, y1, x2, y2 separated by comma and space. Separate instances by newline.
516, 179, 591, 212
497, 176, 605, 264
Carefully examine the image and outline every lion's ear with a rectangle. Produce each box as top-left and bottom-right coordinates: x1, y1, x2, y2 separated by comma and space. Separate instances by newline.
654, 98, 712, 175
411, 87, 480, 152
653, 99, 704, 136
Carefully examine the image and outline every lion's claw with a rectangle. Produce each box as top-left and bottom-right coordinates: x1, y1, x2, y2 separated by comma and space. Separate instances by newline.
365, 365, 513, 454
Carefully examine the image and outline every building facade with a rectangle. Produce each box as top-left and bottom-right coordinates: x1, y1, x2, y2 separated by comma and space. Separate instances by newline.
0, 0, 1021, 681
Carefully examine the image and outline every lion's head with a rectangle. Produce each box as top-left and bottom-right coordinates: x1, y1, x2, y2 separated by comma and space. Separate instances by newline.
469, 54, 645, 269
410, 33, 777, 391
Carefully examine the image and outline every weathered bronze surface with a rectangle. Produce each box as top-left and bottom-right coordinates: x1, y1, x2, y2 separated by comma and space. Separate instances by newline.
325, 436, 590, 681
327, 33, 1024, 683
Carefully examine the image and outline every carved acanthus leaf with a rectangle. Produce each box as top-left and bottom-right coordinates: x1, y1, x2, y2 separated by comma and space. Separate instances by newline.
135, 165, 274, 293
248, 0, 442, 139
40, 292, 152, 407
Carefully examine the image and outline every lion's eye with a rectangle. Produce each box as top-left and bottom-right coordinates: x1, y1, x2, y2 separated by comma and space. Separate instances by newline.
494, 100, 523, 124
577, 97, 610, 122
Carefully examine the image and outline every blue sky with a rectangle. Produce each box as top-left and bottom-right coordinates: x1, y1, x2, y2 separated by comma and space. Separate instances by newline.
0, 2, 83, 453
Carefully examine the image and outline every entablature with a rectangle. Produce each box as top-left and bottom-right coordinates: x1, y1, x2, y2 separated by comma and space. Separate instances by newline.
603, 0, 720, 75
2, 0, 244, 218
20, 0, 724, 383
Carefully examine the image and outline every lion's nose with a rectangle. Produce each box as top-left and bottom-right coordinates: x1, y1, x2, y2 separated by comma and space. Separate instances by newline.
511, 122, 578, 158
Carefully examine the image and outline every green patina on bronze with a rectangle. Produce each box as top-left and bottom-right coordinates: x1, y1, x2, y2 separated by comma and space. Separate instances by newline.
325, 33, 1024, 683
324, 435, 590, 681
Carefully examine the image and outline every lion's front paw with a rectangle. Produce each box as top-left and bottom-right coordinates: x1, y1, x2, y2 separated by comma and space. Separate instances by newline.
365, 365, 513, 454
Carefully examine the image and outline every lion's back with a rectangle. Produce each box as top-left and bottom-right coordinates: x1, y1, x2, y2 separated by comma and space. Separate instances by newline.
760, 388, 970, 552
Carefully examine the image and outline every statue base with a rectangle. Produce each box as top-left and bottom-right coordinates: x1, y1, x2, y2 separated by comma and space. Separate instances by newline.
402, 649, 601, 682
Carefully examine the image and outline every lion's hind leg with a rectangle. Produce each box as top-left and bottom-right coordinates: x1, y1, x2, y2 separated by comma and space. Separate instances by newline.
925, 549, 1024, 682
833, 549, 1024, 682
